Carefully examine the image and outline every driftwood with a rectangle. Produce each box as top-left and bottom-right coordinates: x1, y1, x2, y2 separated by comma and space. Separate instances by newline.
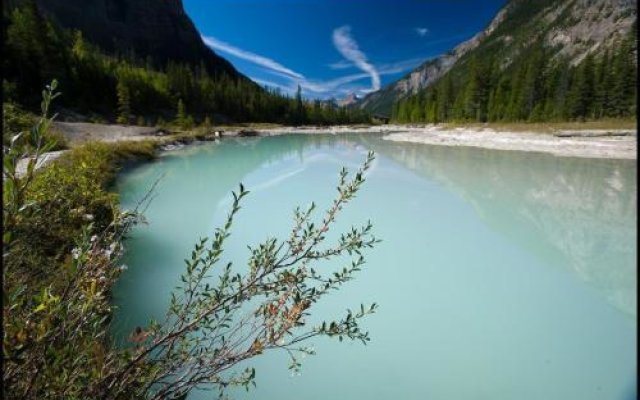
554, 130, 635, 138
237, 129, 259, 137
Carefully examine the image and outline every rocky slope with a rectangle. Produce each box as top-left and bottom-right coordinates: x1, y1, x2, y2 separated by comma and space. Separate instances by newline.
30, 0, 242, 78
356, 0, 637, 115
338, 93, 361, 107
356, 6, 508, 115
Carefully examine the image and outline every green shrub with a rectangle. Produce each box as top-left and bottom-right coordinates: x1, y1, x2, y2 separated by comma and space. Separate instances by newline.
3, 102, 35, 145
4, 81, 378, 399
3, 102, 68, 150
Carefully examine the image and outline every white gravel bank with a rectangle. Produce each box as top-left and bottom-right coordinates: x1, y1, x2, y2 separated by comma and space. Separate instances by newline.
379, 126, 636, 160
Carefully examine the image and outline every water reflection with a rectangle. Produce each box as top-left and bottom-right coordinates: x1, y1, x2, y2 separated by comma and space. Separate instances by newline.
114, 133, 636, 400
359, 136, 637, 318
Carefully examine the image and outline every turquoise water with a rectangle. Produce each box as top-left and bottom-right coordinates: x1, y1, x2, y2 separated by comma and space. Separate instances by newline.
113, 133, 637, 400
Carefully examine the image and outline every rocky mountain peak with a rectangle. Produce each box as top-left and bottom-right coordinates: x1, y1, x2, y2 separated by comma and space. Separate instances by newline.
338, 93, 360, 107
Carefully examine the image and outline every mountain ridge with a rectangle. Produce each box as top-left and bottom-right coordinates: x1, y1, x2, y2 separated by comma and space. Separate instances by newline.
28, 0, 246, 80
356, 0, 637, 115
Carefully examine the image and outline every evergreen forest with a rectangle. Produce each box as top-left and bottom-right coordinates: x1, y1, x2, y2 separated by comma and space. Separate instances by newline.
3, 1, 371, 127
392, 27, 637, 123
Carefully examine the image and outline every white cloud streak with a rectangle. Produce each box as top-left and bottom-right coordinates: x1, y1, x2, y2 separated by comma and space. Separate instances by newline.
203, 32, 425, 99
202, 35, 304, 80
377, 57, 427, 74
302, 73, 369, 93
252, 78, 295, 94
415, 27, 429, 37
332, 26, 381, 91
327, 59, 354, 70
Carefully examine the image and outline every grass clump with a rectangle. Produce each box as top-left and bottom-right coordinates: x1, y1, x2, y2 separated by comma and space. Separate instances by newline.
7, 140, 157, 290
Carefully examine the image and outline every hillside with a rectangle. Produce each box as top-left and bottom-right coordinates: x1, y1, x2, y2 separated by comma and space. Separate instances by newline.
356, 5, 508, 115
357, 0, 637, 117
2, 1, 370, 126
29, 0, 241, 79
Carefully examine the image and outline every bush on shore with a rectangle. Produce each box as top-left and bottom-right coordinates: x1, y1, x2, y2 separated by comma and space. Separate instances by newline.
4, 82, 379, 399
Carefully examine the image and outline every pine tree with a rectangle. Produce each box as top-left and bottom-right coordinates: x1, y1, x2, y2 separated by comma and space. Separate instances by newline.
519, 47, 545, 120
505, 63, 526, 120
592, 49, 610, 119
202, 115, 213, 131
71, 30, 86, 60
175, 98, 187, 128
294, 84, 306, 124
462, 57, 481, 120
116, 79, 131, 124
610, 34, 637, 117
488, 77, 509, 121
437, 74, 454, 121
567, 54, 595, 120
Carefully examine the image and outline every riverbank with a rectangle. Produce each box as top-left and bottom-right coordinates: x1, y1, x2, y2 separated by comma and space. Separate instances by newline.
247, 123, 637, 160
379, 125, 637, 160
49, 121, 637, 160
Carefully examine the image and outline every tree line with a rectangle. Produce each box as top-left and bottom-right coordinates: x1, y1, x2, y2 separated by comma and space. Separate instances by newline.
392, 28, 637, 123
3, 1, 370, 127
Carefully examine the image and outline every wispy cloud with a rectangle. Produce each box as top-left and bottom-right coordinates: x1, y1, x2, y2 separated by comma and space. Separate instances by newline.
203, 32, 426, 99
252, 78, 295, 94
202, 35, 304, 80
303, 73, 369, 93
377, 57, 426, 74
415, 27, 429, 37
256, 73, 373, 97
327, 59, 353, 70
332, 26, 381, 91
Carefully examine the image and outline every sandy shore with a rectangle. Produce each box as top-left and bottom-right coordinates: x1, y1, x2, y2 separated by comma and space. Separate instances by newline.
53, 122, 166, 145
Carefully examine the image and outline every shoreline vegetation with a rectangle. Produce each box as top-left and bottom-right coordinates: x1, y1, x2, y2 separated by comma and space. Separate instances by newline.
4, 83, 380, 399
13, 118, 636, 179
21, 120, 637, 178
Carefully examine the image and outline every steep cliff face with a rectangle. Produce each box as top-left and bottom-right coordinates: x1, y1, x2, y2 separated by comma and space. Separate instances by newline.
357, 0, 637, 115
32, 0, 241, 78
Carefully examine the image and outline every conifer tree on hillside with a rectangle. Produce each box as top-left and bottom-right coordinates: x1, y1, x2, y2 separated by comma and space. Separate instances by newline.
567, 54, 595, 121
116, 78, 131, 124
175, 98, 194, 129
610, 33, 637, 117
392, 34, 637, 124
294, 84, 306, 125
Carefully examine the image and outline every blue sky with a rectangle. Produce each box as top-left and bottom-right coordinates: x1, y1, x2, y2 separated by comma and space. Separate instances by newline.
184, 0, 506, 100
